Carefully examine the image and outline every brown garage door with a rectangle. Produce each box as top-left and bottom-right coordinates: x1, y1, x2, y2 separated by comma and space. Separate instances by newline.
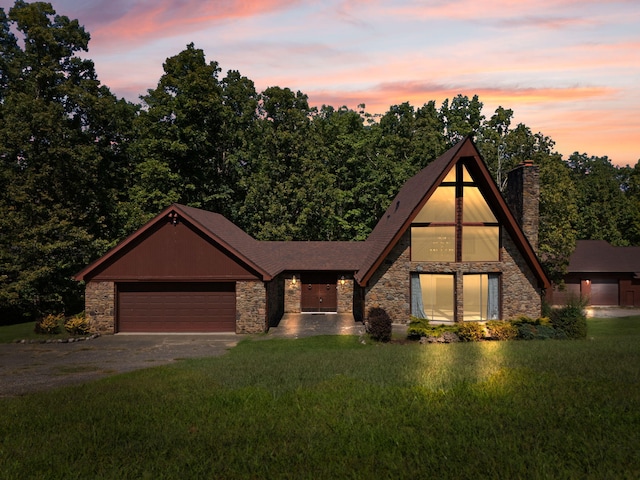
590, 279, 619, 306
117, 283, 235, 332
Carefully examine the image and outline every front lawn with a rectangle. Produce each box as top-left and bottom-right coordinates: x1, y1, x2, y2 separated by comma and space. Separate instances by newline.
1, 317, 639, 479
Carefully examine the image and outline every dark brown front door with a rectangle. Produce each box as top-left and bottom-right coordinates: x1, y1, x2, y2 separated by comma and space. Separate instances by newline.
301, 273, 337, 312
117, 282, 236, 332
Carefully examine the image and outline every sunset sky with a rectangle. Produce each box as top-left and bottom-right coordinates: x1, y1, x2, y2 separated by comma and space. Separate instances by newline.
4, 0, 639, 166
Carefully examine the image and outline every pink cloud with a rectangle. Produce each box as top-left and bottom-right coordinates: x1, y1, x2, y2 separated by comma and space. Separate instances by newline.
84, 0, 299, 50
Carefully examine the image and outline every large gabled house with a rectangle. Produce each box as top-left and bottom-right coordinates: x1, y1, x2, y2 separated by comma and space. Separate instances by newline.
75, 137, 550, 334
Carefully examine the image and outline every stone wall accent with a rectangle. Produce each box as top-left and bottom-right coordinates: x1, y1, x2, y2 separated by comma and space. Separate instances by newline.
506, 161, 540, 251
284, 273, 301, 313
365, 233, 411, 323
236, 281, 268, 333
337, 275, 354, 313
501, 234, 544, 319
365, 229, 543, 324
85, 281, 115, 334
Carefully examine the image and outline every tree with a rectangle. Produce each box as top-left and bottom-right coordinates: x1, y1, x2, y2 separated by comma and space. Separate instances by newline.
568, 153, 635, 246
0, 1, 134, 322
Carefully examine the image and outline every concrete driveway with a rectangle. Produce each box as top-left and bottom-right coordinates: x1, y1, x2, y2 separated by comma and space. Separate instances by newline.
0, 334, 239, 397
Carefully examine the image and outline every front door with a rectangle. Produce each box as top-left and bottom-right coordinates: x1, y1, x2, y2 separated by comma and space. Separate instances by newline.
301, 273, 337, 312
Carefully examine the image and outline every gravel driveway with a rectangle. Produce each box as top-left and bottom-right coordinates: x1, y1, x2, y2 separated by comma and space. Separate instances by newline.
0, 334, 238, 397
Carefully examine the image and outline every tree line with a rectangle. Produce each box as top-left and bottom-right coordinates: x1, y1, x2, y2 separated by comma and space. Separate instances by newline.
1, 1, 639, 322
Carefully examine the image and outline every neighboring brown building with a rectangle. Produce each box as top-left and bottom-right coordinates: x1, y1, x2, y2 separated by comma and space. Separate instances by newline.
547, 240, 640, 307
75, 137, 550, 334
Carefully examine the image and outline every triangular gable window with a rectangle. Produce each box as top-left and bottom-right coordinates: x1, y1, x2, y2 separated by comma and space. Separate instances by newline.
411, 162, 500, 262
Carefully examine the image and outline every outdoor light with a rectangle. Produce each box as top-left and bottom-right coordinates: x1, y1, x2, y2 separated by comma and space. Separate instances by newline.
291, 275, 297, 286
340, 275, 346, 286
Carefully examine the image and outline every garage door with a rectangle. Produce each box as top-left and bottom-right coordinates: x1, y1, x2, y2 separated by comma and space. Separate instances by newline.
117, 283, 235, 332
590, 279, 619, 306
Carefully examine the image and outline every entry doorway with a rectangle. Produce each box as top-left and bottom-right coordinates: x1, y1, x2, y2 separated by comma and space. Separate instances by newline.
301, 273, 337, 312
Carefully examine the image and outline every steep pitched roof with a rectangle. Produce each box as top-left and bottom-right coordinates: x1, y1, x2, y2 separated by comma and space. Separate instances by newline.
74, 204, 272, 281
568, 240, 640, 273
354, 136, 550, 289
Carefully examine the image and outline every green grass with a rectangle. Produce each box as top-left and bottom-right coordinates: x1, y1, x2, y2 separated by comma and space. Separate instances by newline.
1, 317, 639, 479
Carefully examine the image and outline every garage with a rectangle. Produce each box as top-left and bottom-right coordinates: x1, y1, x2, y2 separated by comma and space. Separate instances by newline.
118, 282, 236, 333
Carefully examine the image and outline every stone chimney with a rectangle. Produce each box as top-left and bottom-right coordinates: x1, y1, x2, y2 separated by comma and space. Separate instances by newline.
506, 160, 539, 252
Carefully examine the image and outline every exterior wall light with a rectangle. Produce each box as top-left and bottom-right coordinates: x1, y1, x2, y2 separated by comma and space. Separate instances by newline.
340, 275, 346, 286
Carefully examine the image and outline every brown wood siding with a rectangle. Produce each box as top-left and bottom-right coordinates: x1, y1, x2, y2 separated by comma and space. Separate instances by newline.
117, 282, 235, 332
90, 220, 259, 281
620, 278, 640, 307
301, 273, 337, 312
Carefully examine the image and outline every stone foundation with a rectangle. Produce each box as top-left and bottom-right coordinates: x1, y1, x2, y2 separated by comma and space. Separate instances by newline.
236, 280, 268, 333
85, 281, 115, 334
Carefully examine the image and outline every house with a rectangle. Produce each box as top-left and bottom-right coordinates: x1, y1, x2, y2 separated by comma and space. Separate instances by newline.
547, 240, 640, 307
74, 137, 550, 334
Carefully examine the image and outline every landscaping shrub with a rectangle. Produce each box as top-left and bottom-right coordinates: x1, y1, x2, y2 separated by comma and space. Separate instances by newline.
515, 323, 537, 340
485, 320, 517, 340
551, 297, 587, 339
34, 313, 63, 334
457, 322, 483, 342
64, 312, 90, 335
407, 317, 459, 341
366, 307, 392, 342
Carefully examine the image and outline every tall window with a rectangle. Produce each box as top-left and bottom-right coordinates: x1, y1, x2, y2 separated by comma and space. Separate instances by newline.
463, 274, 500, 321
411, 162, 500, 262
411, 273, 454, 321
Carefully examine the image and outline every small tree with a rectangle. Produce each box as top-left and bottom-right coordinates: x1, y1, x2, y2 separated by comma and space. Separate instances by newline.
366, 307, 392, 342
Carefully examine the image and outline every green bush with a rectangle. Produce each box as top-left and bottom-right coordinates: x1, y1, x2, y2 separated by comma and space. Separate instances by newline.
516, 323, 537, 340
457, 322, 484, 342
64, 312, 90, 335
550, 297, 587, 339
407, 317, 459, 340
485, 321, 517, 340
366, 307, 392, 342
34, 313, 63, 334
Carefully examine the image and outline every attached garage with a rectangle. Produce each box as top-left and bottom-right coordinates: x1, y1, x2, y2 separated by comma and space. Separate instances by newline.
118, 282, 236, 332
75, 204, 275, 334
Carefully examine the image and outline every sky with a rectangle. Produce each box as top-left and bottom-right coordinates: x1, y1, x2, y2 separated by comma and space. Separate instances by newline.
4, 0, 639, 166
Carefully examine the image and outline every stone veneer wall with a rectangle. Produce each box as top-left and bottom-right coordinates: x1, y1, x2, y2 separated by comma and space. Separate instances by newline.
236, 280, 268, 333
284, 273, 301, 313
500, 234, 542, 319
365, 230, 542, 324
337, 276, 354, 313
85, 281, 115, 334
365, 234, 411, 323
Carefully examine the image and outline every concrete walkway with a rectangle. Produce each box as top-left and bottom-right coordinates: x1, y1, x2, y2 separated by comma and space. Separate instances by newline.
268, 313, 365, 338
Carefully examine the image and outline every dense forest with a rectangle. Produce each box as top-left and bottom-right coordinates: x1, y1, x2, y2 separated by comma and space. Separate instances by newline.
1, 1, 639, 323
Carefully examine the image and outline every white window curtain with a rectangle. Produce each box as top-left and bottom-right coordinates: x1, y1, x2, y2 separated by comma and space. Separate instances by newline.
487, 274, 500, 320
411, 273, 426, 319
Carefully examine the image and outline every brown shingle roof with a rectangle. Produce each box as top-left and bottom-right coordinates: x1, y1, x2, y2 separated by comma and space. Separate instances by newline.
354, 136, 550, 289
568, 240, 640, 273
355, 138, 466, 284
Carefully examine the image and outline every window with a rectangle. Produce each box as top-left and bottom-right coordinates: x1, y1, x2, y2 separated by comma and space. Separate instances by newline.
411, 273, 455, 322
411, 162, 500, 262
463, 274, 500, 321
